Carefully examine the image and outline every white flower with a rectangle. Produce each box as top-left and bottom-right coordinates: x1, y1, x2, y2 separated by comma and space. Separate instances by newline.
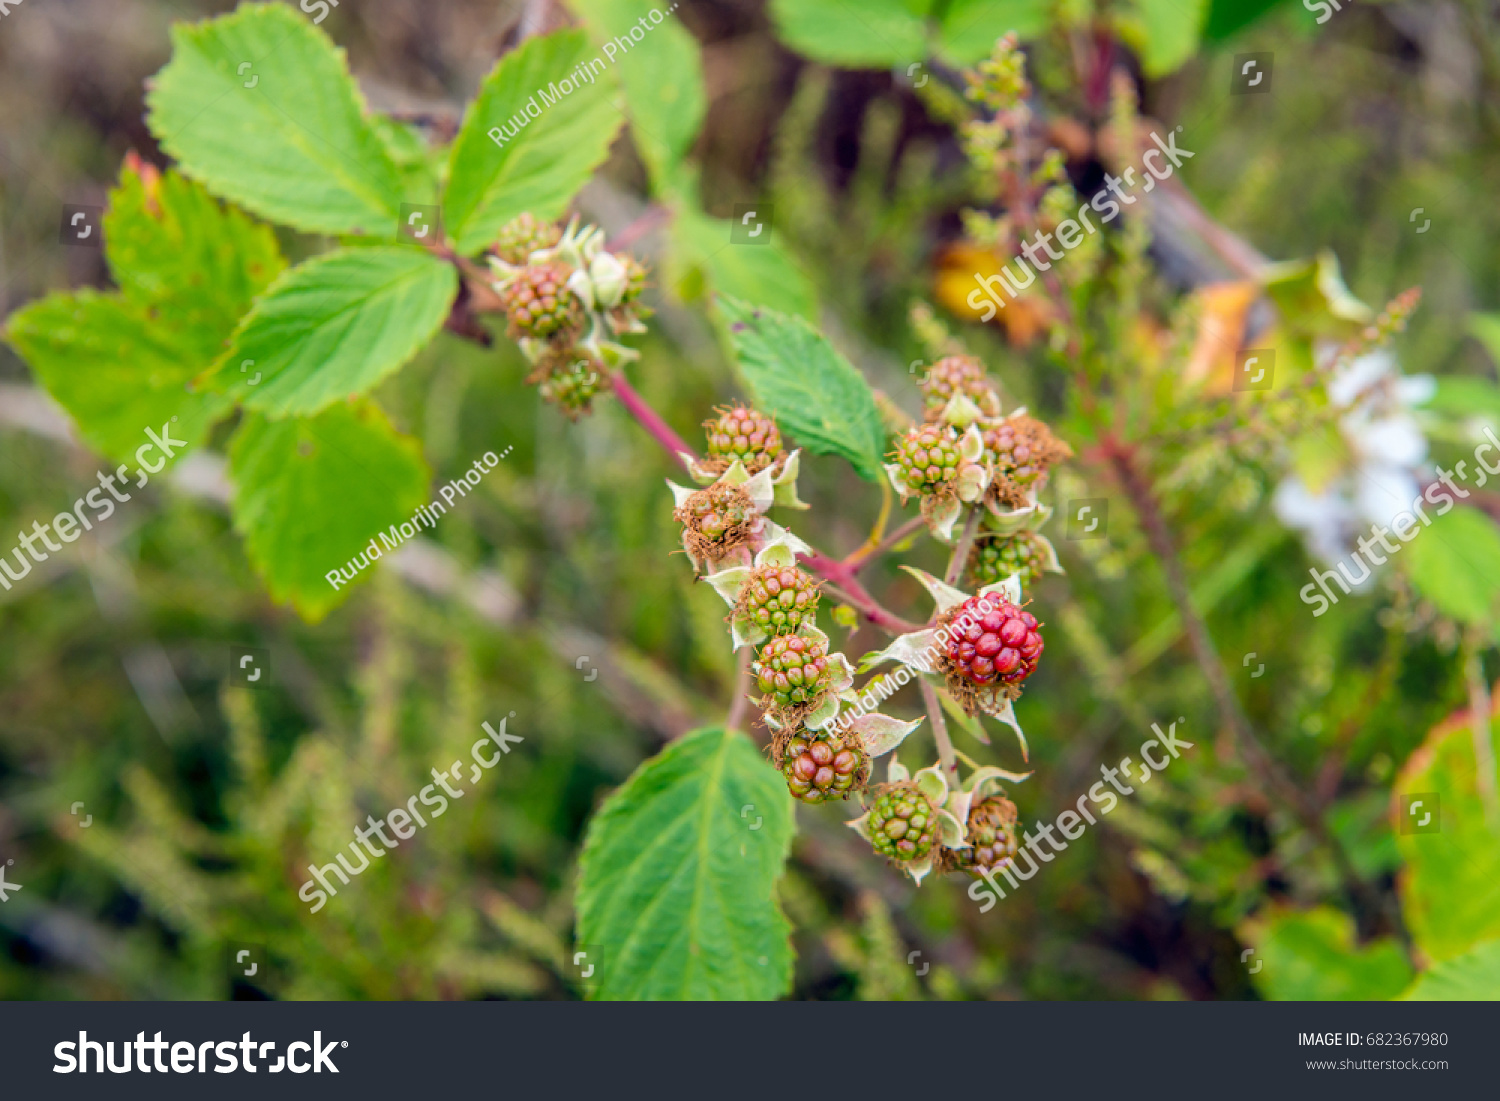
1273, 350, 1436, 566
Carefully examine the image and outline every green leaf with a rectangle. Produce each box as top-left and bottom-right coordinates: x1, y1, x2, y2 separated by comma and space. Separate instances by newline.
444, 30, 623, 255
1260, 250, 1375, 338
4, 161, 280, 465
719, 296, 886, 480
212, 247, 458, 418
1116, 0, 1209, 77
1203, 0, 1297, 41
768, 0, 929, 67
146, 2, 403, 236
937, 0, 1052, 64
371, 115, 444, 204
564, 0, 706, 188
1402, 939, 1500, 1000
575, 726, 795, 1000
670, 206, 818, 321
5, 292, 233, 465
1396, 715, 1500, 962
105, 159, 285, 319
1401, 507, 1500, 638
1241, 906, 1413, 1000
228, 402, 430, 621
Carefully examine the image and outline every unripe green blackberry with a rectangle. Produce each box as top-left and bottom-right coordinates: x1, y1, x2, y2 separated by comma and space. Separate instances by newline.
539, 358, 606, 420
673, 482, 757, 561
494, 213, 562, 265
983, 414, 1071, 491
502, 261, 582, 339
920, 354, 998, 418
781, 732, 865, 803
704, 406, 784, 474
866, 783, 937, 861
737, 564, 819, 636
753, 634, 831, 710
891, 424, 961, 493
967, 532, 1048, 590
955, 795, 1019, 876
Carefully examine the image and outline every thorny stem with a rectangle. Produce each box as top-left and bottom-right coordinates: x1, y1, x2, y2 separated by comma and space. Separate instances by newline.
1100, 433, 1389, 932
921, 678, 960, 787
945, 506, 982, 586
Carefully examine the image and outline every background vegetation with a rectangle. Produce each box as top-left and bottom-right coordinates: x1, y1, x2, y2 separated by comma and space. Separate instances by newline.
0, 0, 1497, 1000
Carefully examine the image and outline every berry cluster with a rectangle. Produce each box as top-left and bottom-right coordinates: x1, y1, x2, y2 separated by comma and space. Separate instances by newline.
494, 212, 561, 266
921, 355, 1000, 419
942, 594, 1044, 691
753, 634, 831, 713
489, 214, 649, 418
966, 531, 1050, 590
781, 732, 867, 803
736, 564, 819, 637
983, 414, 1072, 507
502, 261, 581, 339
892, 424, 962, 492
704, 406, 785, 475
949, 794, 1019, 877
866, 783, 938, 861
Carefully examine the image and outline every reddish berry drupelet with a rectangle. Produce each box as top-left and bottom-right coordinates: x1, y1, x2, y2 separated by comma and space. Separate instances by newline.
943, 594, 1043, 687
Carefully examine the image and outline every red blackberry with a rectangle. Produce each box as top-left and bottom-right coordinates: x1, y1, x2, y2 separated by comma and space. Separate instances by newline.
753, 634, 831, 710
891, 424, 961, 494
966, 532, 1049, 590
920, 354, 999, 419
866, 783, 937, 861
943, 593, 1043, 688
704, 406, 784, 474
737, 564, 819, 636
494, 213, 562, 265
780, 731, 866, 803
502, 261, 582, 339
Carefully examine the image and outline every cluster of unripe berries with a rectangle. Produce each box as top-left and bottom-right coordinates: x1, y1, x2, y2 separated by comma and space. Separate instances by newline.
892, 424, 962, 491
704, 406, 785, 475
867, 785, 938, 861
967, 531, 1049, 590
780, 733, 866, 803
491, 213, 647, 418
739, 564, 819, 636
